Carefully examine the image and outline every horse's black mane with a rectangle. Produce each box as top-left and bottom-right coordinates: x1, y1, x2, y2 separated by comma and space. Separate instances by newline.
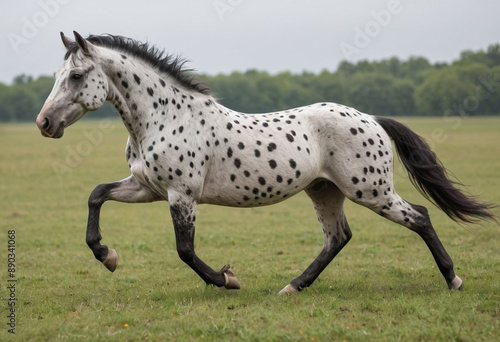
65, 34, 210, 95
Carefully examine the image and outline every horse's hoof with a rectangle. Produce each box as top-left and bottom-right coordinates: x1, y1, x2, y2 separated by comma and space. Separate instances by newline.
102, 248, 118, 272
222, 265, 240, 290
278, 284, 297, 295
449, 275, 463, 290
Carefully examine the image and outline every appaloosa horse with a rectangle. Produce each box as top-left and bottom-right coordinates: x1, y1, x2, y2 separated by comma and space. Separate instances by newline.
36, 32, 494, 294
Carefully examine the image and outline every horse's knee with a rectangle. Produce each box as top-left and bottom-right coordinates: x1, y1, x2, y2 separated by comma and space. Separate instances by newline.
88, 182, 119, 208
88, 185, 105, 208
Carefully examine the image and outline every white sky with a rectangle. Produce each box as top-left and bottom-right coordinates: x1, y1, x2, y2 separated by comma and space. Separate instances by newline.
1, 0, 499, 84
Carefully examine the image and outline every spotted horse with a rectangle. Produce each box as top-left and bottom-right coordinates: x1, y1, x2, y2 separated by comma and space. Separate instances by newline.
37, 32, 495, 294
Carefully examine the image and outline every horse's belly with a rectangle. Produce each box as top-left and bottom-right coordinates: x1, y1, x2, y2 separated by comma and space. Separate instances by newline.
200, 167, 319, 208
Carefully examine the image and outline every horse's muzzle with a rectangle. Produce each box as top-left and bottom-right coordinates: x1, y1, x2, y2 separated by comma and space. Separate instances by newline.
37, 115, 63, 138
36, 100, 65, 138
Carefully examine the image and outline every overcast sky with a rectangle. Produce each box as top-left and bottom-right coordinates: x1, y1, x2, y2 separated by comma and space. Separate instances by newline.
1, 0, 499, 84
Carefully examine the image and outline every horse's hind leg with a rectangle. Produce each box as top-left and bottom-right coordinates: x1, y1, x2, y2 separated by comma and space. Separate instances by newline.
279, 180, 352, 295
87, 175, 161, 271
356, 192, 462, 290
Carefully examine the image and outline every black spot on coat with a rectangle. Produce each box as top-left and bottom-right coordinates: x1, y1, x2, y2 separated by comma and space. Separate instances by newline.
133, 74, 141, 84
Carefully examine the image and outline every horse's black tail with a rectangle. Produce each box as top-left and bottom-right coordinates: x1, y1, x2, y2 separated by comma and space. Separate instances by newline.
376, 116, 495, 223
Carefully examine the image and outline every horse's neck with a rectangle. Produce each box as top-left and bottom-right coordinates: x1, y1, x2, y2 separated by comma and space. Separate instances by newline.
104, 54, 199, 142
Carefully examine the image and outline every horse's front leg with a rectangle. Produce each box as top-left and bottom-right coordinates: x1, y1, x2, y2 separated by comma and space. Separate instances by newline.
168, 192, 240, 289
87, 175, 161, 271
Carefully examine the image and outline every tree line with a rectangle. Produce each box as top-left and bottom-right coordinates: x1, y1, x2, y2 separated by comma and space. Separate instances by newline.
1, 44, 499, 122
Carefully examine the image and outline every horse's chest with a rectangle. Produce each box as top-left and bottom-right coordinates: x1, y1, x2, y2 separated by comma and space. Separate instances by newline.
127, 135, 206, 195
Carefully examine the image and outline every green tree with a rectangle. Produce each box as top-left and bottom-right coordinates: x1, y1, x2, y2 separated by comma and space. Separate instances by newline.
0, 83, 13, 121
4, 85, 39, 121
415, 63, 492, 116
345, 73, 411, 116
313, 70, 346, 104
26, 76, 54, 104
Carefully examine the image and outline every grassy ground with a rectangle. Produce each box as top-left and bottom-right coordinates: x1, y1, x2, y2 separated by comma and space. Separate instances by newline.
1, 117, 499, 341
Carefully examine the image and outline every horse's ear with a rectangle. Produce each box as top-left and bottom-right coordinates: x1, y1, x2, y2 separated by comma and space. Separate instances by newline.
60, 32, 74, 49
73, 31, 95, 56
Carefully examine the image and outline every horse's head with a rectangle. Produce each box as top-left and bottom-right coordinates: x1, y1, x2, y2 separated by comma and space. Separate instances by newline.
36, 31, 109, 138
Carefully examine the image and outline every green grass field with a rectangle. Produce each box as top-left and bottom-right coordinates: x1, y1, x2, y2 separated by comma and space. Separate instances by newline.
1, 117, 499, 341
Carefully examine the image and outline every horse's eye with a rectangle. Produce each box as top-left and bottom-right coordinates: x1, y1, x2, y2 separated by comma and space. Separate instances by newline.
71, 73, 83, 81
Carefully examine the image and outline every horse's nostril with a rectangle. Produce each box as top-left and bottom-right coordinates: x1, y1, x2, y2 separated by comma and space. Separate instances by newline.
41, 118, 50, 130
